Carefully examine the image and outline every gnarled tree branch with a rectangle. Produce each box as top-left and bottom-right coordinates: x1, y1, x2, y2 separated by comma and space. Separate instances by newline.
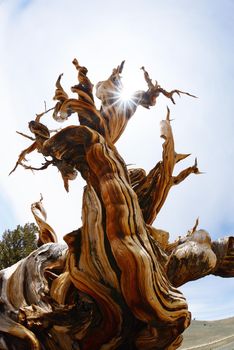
4, 59, 233, 350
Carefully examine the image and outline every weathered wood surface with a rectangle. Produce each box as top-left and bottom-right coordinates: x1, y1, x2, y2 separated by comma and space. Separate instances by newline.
3, 60, 233, 349
31, 194, 58, 246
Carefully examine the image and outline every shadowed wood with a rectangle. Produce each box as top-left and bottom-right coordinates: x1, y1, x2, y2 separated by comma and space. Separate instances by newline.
4, 59, 233, 349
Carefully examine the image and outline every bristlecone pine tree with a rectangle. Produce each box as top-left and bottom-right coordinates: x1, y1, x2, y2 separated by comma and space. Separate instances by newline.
1, 59, 233, 350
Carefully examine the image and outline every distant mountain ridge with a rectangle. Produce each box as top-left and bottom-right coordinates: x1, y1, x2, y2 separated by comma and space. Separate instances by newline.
180, 317, 234, 349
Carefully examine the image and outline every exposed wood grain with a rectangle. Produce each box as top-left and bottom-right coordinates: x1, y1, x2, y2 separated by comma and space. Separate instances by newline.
4, 59, 233, 349
31, 194, 58, 246
212, 236, 234, 277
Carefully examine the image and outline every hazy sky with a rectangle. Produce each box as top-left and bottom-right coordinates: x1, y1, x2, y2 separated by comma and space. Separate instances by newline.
0, 0, 234, 321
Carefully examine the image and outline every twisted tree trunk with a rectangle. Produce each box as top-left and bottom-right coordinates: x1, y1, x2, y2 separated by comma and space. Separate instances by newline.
2, 59, 233, 349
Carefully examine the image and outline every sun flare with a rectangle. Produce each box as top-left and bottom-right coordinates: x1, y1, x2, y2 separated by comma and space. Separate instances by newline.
119, 85, 134, 102
117, 73, 145, 105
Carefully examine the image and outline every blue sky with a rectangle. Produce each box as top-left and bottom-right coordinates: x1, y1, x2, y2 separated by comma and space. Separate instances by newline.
0, 0, 234, 320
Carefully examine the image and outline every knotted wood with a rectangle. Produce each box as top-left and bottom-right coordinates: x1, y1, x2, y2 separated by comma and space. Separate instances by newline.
3, 59, 233, 349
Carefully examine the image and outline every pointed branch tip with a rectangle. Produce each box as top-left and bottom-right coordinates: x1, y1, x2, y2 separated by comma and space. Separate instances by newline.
16, 131, 35, 141
72, 58, 80, 68
119, 60, 125, 73
193, 217, 199, 231
166, 106, 170, 121
187, 217, 200, 236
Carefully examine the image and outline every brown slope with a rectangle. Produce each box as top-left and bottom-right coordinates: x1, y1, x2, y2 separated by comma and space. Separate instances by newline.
180, 317, 234, 349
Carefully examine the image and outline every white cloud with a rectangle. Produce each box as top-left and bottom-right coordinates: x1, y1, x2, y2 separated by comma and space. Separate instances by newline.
0, 0, 234, 320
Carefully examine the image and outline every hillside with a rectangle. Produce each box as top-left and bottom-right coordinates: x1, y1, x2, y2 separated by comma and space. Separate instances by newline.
180, 317, 234, 349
